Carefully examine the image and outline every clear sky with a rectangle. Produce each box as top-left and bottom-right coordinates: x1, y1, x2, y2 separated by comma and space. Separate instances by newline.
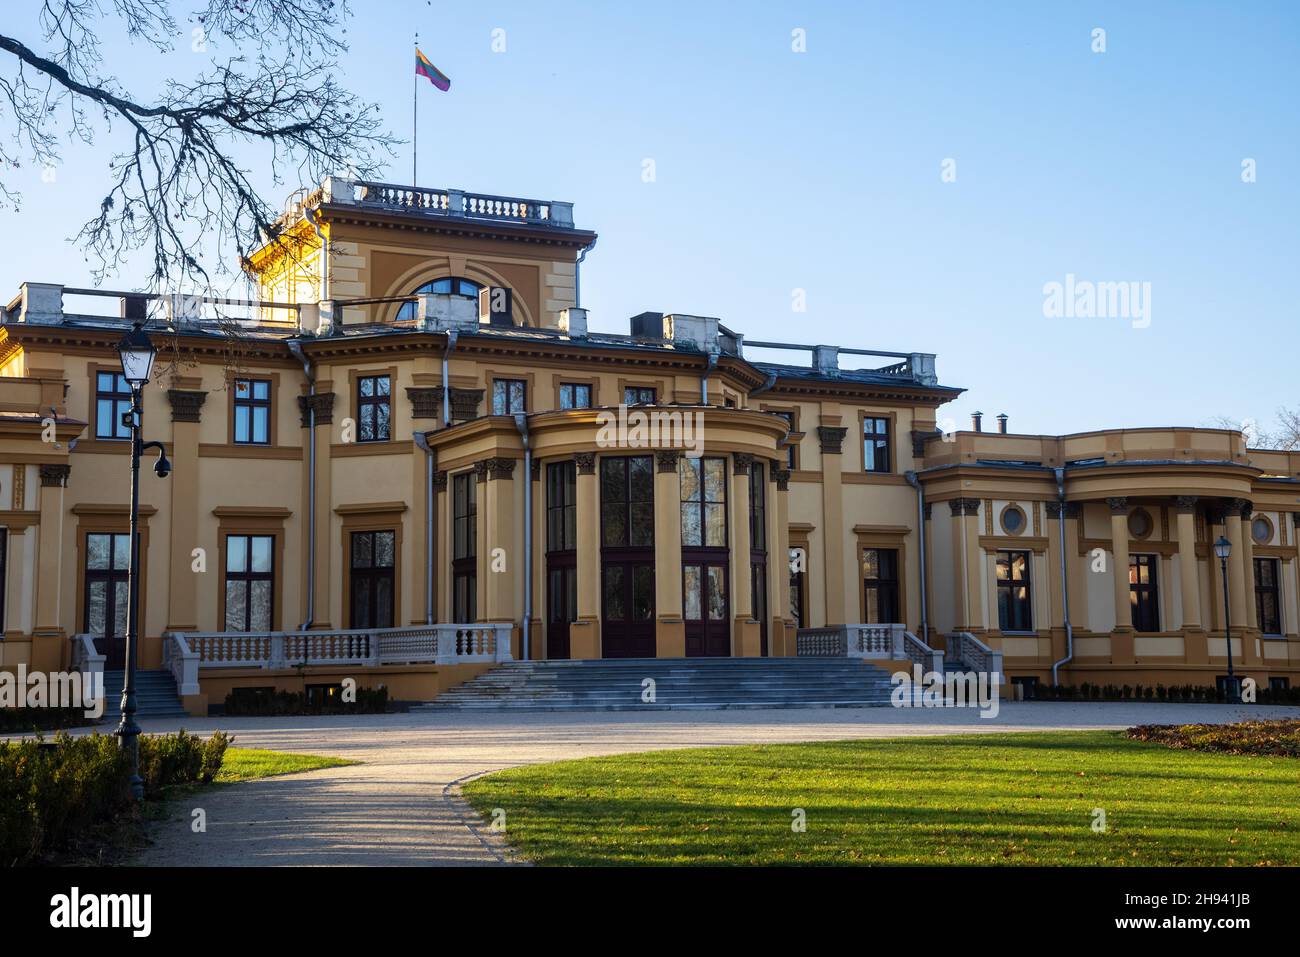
3, 1, 1297, 436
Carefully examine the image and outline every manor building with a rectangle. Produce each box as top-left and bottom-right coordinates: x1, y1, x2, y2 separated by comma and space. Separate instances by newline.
1, 178, 1296, 712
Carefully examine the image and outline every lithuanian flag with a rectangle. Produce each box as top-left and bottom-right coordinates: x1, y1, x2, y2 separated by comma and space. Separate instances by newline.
415, 48, 451, 91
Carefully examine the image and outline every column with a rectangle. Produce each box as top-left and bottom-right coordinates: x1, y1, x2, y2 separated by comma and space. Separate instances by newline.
570, 452, 601, 658
1108, 497, 1134, 664
729, 452, 759, 656
1044, 501, 1072, 665
32, 463, 70, 672
1224, 503, 1247, 631
433, 470, 448, 621
817, 424, 848, 625
529, 459, 544, 659
481, 458, 517, 649
949, 498, 983, 633
767, 465, 791, 656
1233, 498, 1260, 665
1174, 497, 1207, 664
653, 451, 685, 657
165, 382, 206, 633
299, 388, 336, 629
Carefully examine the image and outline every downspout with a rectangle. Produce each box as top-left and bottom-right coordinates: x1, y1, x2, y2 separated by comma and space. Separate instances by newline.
574, 237, 597, 307
701, 351, 719, 404
413, 432, 436, 624
287, 339, 315, 630
513, 413, 532, 660
750, 370, 778, 398
1051, 466, 1074, 685
441, 331, 459, 427
904, 471, 929, 645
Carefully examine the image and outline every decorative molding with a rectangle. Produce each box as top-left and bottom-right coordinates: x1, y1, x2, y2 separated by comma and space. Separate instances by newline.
12, 464, 24, 510
574, 451, 596, 475
1173, 495, 1198, 513
167, 388, 207, 423
432, 469, 448, 492
450, 387, 484, 421
949, 497, 980, 516
732, 452, 753, 476
38, 463, 70, 488
1046, 501, 1081, 519
405, 386, 441, 419
530, 458, 542, 482
774, 468, 791, 492
922, 501, 932, 520
472, 459, 490, 483
297, 391, 336, 427
655, 450, 680, 473
910, 428, 941, 458
816, 425, 847, 455
1106, 496, 1129, 514
1231, 498, 1254, 519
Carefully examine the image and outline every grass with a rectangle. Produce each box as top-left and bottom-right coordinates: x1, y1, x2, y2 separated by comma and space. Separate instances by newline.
214, 747, 357, 783
462, 730, 1300, 866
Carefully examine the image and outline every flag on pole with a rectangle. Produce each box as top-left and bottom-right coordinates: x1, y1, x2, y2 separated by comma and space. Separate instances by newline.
415, 48, 451, 91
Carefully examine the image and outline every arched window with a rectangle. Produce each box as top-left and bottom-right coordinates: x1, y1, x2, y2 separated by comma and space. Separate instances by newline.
395, 277, 483, 322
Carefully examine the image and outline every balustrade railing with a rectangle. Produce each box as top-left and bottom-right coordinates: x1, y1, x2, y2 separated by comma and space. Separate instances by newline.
945, 631, 1003, 679
795, 626, 847, 657
797, 623, 917, 659
902, 631, 944, 673
70, 634, 106, 701
352, 181, 573, 228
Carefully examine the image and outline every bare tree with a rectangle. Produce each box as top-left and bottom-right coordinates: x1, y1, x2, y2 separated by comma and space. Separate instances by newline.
0, 1, 394, 291
1206, 410, 1300, 451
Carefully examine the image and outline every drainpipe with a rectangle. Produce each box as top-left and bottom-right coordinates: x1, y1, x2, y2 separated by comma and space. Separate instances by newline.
574, 237, 597, 307
904, 471, 929, 645
412, 431, 435, 625
441, 331, 459, 427
701, 351, 719, 404
287, 339, 315, 630
513, 413, 532, 660
749, 370, 778, 398
1051, 466, 1074, 685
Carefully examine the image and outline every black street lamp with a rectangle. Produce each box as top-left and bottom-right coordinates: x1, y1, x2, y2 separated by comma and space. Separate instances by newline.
115, 322, 171, 800
1213, 534, 1237, 703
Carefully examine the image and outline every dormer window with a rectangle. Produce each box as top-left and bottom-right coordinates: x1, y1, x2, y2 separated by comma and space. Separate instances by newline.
395, 277, 483, 322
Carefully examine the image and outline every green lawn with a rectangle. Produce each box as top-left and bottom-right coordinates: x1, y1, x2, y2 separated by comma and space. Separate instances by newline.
462, 731, 1300, 866
214, 748, 357, 783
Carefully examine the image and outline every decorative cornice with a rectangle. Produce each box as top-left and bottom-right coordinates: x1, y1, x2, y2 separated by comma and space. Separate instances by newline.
298, 391, 336, 427
732, 452, 753, 476
166, 389, 207, 423
949, 497, 980, 516
817, 425, 848, 455
574, 452, 596, 475
774, 468, 791, 492
655, 450, 680, 473
1106, 497, 1129, 514
38, 463, 71, 487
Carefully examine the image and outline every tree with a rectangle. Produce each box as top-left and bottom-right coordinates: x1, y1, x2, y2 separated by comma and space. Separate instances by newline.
0, 1, 393, 291
1207, 410, 1300, 451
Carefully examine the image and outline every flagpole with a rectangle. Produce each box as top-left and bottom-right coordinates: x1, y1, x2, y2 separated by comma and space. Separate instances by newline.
412, 34, 418, 187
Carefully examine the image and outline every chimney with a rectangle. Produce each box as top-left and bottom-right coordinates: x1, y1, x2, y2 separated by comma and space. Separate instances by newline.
997, 413, 1009, 434
972, 411, 983, 432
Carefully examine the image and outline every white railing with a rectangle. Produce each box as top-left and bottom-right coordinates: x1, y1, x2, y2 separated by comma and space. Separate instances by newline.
945, 631, 1003, 679
902, 631, 944, 673
70, 634, 106, 701
353, 181, 573, 228
795, 626, 846, 657
162, 633, 201, 697
166, 623, 513, 669
797, 623, 911, 659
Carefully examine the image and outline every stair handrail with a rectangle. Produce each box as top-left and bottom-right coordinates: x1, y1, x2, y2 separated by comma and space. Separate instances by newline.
70, 633, 106, 706
902, 631, 944, 674
944, 631, 1002, 680
162, 632, 201, 697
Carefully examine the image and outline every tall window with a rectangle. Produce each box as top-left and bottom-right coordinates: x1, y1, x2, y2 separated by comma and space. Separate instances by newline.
1129, 554, 1159, 632
601, 456, 655, 548
546, 461, 578, 551
233, 378, 271, 445
395, 277, 483, 322
225, 534, 274, 632
350, 530, 395, 629
1255, 557, 1282, 636
95, 371, 132, 439
789, 547, 806, 627
84, 532, 130, 636
623, 386, 656, 406
749, 462, 766, 551
0, 528, 6, 632
357, 375, 391, 442
453, 473, 477, 622
863, 416, 891, 473
492, 378, 527, 415
996, 549, 1032, 632
558, 382, 592, 409
862, 548, 900, 624
680, 457, 727, 548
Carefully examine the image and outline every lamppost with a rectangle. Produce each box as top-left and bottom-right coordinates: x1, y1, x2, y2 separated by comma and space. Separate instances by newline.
1213, 534, 1237, 703
115, 322, 171, 800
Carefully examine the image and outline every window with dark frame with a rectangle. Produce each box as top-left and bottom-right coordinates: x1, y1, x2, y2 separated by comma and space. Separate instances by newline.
546, 461, 578, 552
492, 378, 527, 415
773, 410, 798, 469
233, 378, 271, 445
558, 382, 592, 410
394, 277, 483, 322
623, 386, 656, 406
0, 529, 5, 633
679, 457, 727, 548
862, 547, 900, 624
84, 532, 130, 636
349, 530, 395, 629
357, 375, 391, 442
1129, 554, 1160, 632
789, 547, 806, 627
452, 473, 477, 622
749, 462, 766, 552
94, 371, 132, 439
601, 456, 655, 548
1255, 557, 1282, 636
996, 549, 1032, 632
225, 534, 274, 632
862, 416, 891, 473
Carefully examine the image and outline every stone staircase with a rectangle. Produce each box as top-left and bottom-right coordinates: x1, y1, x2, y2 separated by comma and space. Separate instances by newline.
100, 669, 189, 720
416, 658, 896, 712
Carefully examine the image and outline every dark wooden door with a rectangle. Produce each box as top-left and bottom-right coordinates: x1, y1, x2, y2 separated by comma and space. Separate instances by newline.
683, 561, 730, 656
546, 560, 576, 659
85, 532, 130, 669
601, 560, 656, 658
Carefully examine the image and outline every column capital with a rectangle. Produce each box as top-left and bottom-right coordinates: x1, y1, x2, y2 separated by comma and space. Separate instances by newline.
1291, 512, 1300, 528
405, 386, 441, 419
655, 450, 680, 473
472, 459, 490, 483
297, 391, 335, 427
1046, 501, 1081, 519
432, 469, 448, 491
166, 388, 207, 423
38, 463, 70, 487
949, 497, 980, 516
1173, 495, 1198, 513
481, 457, 516, 481
773, 468, 791, 492
1229, 498, 1253, 519
922, 501, 932, 520
1106, 496, 1129, 514
816, 425, 848, 455
530, 458, 542, 482
731, 452, 753, 475
573, 451, 596, 475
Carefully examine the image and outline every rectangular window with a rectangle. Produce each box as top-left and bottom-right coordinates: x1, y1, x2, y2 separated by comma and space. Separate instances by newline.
1254, 557, 1282, 636
225, 534, 274, 632
453, 473, 477, 622
863, 416, 891, 473
996, 549, 1032, 632
84, 532, 130, 636
357, 375, 391, 442
600, 456, 654, 548
862, 547, 900, 624
1129, 554, 1159, 632
492, 378, 527, 415
789, 547, 806, 627
0, 529, 5, 633
623, 386, 656, 406
546, 461, 577, 552
233, 378, 271, 445
749, 461, 766, 551
95, 371, 132, 439
774, 411, 797, 469
558, 382, 592, 410
680, 457, 727, 548
350, 530, 395, 629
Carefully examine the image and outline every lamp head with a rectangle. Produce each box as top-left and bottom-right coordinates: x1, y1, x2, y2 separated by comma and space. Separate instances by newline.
1213, 535, 1231, 561
116, 321, 156, 386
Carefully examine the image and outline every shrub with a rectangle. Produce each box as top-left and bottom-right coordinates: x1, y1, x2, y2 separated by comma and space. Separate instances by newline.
0, 707, 90, 733
1126, 720, 1300, 758
222, 686, 389, 716
138, 730, 231, 798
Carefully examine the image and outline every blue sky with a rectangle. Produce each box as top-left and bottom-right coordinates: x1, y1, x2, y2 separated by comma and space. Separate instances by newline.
3, 1, 1297, 436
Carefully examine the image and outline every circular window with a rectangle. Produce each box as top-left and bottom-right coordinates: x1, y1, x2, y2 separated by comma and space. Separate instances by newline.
1000, 505, 1027, 535
1251, 515, 1273, 545
1127, 508, 1153, 539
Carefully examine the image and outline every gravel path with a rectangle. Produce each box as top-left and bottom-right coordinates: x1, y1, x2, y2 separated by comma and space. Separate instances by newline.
87, 701, 1297, 866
